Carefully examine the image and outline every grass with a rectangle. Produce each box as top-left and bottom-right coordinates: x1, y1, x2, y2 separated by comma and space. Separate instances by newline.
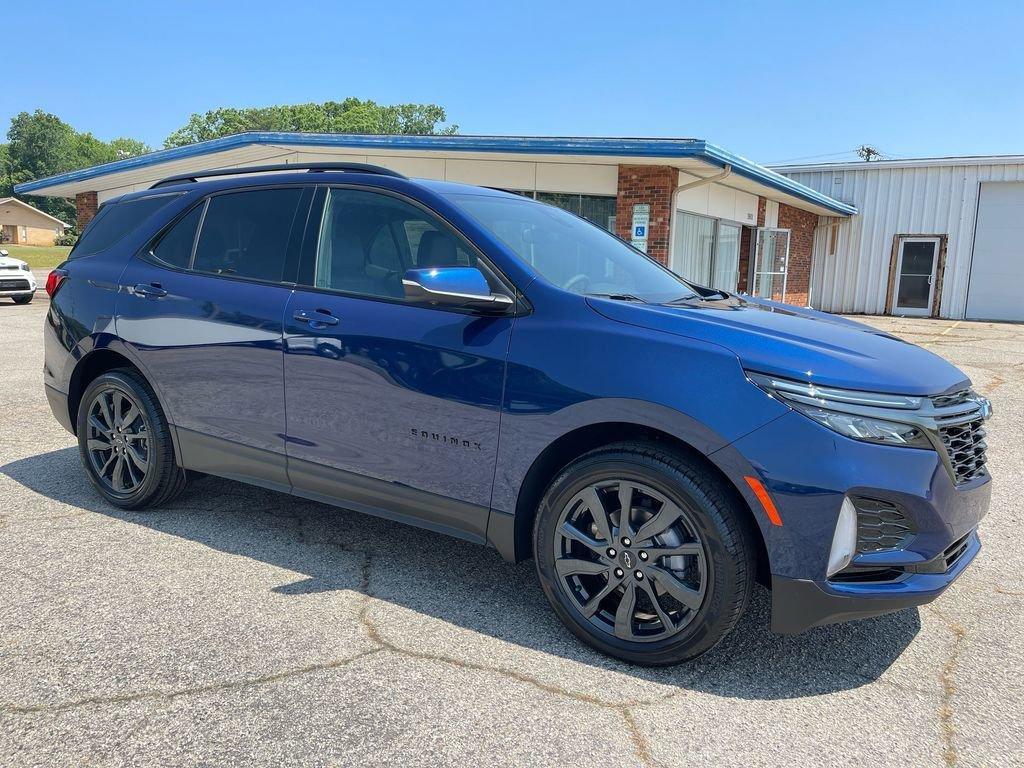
1, 244, 73, 269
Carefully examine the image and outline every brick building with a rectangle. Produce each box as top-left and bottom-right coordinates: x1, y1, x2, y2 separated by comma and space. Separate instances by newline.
15, 134, 853, 305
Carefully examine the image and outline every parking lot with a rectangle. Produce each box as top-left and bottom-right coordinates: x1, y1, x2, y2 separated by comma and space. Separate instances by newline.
1, 289, 1022, 767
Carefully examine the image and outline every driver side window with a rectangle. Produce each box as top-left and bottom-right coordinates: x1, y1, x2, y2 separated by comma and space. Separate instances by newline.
314, 188, 476, 300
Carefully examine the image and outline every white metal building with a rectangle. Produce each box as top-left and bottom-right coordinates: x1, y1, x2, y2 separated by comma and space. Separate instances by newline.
777, 156, 1024, 321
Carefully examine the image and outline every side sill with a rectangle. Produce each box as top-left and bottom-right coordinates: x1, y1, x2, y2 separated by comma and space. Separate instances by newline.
175, 428, 491, 547
176, 427, 290, 490
287, 457, 489, 546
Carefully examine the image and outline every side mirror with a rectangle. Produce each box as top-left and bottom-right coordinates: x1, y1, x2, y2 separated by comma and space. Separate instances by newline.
0, 249, 8, 257
402, 267, 514, 314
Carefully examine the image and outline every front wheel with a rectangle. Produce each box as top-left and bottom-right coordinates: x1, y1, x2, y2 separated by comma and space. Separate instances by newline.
76, 369, 187, 509
12, 294, 33, 305
534, 442, 755, 665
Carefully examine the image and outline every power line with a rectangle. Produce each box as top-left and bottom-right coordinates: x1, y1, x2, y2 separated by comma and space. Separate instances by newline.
766, 149, 863, 165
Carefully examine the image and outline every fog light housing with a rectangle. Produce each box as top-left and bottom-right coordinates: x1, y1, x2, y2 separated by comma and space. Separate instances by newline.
826, 497, 859, 577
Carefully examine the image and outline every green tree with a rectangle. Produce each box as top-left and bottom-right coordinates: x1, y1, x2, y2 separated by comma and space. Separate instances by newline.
3, 110, 151, 221
164, 98, 457, 148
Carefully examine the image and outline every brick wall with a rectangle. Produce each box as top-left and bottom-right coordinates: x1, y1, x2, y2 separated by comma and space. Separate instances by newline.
22, 226, 59, 246
615, 165, 677, 265
75, 191, 98, 230
777, 202, 817, 307
737, 227, 752, 292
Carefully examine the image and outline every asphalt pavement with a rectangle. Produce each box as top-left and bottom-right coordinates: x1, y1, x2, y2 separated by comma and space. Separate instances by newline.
1, 293, 1021, 767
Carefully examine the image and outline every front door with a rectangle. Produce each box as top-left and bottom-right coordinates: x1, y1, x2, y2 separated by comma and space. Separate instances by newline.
894, 237, 939, 316
282, 186, 514, 542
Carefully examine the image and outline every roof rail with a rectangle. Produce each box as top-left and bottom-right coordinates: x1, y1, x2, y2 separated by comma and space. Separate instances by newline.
150, 162, 407, 189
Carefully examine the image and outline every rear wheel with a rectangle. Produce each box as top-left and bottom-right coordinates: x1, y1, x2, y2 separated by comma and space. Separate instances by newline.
534, 442, 754, 665
76, 369, 187, 509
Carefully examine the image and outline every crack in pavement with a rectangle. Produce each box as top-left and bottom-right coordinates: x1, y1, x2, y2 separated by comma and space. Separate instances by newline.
995, 587, 1024, 598
1, 647, 383, 716
926, 605, 968, 768
352, 550, 667, 768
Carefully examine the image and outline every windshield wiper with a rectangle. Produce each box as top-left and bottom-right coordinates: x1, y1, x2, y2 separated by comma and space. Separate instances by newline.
665, 289, 730, 304
587, 293, 648, 303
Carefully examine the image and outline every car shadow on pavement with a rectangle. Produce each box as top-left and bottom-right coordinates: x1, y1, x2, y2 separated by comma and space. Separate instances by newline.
3, 447, 921, 699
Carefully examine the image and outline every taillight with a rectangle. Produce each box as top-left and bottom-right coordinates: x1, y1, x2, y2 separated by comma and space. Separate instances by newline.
45, 269, 68, 298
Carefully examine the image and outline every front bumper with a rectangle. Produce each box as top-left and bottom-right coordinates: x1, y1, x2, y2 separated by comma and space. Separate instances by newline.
0, 273, 37, 296
772, 530, 980, 633
712, 410, 990, 634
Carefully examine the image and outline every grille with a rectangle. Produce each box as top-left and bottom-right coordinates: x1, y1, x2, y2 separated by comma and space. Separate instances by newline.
931, 389, 971, 409
938, 415, 987, 484
853, 496, 915, 552
0, 265, 22, 271
0, 278, 30, 290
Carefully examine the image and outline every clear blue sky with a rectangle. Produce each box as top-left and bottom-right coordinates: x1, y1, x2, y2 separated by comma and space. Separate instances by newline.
5, 0, 1023, 164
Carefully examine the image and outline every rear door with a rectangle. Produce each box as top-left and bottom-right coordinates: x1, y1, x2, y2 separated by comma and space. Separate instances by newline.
282, 186, 515, 541
117, 185, 312, 488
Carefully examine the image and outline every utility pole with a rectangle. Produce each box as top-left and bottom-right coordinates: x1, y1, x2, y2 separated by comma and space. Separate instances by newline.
856, 145, 883, 162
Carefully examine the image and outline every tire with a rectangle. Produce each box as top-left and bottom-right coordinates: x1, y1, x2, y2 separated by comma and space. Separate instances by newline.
533, 442, 754, 665
12, 295, 33, 305
76, 368, 187, 510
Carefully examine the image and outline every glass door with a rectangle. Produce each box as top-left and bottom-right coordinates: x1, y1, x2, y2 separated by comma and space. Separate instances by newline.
894, 237, 939, 316
752, 228, 790, 302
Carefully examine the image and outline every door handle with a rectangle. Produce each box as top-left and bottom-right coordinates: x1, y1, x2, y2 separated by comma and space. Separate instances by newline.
133, 282, 167, 298
293, 308, 340, 328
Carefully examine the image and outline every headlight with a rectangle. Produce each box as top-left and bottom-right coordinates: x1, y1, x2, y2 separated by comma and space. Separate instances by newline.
747, 372, 932, 448
21, 263, 31, 272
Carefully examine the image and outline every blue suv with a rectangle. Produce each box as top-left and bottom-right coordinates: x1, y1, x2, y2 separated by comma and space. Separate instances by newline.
43, 163, 991, 664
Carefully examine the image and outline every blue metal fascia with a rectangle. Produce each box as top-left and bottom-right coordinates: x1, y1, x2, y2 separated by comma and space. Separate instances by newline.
15, 132, 855, 215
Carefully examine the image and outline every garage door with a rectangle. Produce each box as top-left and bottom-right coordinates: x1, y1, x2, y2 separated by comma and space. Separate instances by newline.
966, 182, 1024, 321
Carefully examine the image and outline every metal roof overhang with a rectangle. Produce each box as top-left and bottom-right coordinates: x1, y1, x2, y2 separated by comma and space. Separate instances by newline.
14, 132, 856, 217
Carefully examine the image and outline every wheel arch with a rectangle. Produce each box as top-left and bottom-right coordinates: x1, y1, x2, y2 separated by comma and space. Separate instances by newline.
502, 421, 770, 583
67, 348, 168, 440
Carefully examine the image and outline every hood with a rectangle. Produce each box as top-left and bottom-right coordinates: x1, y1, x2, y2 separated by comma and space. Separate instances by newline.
0, 255, 29, 270
587, 294, 969, 396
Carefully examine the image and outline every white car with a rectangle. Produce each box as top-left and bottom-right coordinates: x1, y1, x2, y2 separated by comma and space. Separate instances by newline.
0, 249, 37, 304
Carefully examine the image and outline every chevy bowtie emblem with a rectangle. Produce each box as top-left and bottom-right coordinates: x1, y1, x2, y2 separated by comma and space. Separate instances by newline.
969, 394, 993, 420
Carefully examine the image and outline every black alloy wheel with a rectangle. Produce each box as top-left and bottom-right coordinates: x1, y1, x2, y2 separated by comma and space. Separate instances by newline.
553, 478, 708, 642
85, 388, 150, 495
534, 442, 755, 665
76, 369, 188, 509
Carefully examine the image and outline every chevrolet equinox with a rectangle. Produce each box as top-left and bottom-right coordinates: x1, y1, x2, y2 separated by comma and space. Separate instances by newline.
43, 163, 991, 664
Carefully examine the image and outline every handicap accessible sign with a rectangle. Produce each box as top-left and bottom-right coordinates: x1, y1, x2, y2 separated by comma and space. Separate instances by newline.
631, 204, 650, 253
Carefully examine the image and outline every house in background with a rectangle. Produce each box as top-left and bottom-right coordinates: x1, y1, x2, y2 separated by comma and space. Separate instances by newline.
0, 197, 68, 246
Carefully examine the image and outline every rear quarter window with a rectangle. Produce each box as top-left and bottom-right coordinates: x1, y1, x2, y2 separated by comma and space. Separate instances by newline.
70, 194, 180, 259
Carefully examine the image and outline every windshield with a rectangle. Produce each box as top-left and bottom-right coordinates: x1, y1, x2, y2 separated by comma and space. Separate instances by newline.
447, 193, 699, 303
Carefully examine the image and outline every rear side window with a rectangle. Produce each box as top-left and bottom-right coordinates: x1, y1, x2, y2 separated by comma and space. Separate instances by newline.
149, 205, 203, 269
192, 188, 303, 281
71, 194, 179, 259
